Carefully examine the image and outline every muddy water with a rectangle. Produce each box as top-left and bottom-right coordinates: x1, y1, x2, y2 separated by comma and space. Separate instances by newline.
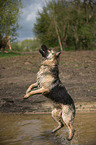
0, 113, 96, 145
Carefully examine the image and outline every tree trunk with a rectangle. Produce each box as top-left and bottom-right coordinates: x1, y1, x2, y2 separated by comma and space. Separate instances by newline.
0, 35, 11, 51
5, 35, 11, 50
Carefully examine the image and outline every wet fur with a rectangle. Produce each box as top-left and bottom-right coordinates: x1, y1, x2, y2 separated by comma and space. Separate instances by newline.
24, 45, 75, 141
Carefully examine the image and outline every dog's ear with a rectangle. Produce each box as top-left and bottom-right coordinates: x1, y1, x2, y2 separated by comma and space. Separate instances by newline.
55, 52, 61, 57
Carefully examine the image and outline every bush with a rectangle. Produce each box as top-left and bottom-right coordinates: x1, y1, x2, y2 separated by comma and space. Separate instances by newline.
11, 38, 41, 52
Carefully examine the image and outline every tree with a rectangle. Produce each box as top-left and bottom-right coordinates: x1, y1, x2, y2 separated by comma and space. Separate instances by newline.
71, 0, 96, 50
34, 6, 58, 47
34, 0, 96, 50
0, 0, 22, 50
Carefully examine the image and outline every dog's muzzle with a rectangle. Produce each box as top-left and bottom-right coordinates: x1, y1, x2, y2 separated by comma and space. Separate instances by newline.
39, 44, 49, 58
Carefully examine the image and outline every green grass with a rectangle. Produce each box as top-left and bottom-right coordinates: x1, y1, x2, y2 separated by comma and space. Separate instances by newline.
0, 51, 22, 58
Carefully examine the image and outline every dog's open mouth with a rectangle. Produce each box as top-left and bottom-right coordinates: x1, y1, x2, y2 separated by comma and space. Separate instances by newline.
39, 44, 49, 58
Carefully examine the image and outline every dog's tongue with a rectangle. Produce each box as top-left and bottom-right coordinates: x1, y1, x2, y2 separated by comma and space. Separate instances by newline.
42, 50, 45, 54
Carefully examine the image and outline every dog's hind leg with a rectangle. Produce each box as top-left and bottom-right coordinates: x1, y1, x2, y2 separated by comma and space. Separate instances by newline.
51, 108, 64, 133
65, 122, 74, 141
62, 106, 75, 141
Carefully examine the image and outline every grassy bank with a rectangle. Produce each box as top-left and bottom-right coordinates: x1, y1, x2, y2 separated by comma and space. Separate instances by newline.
0, 51, 22, 58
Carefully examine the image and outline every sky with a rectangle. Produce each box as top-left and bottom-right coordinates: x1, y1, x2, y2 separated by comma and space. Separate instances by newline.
17, 0, 48, 41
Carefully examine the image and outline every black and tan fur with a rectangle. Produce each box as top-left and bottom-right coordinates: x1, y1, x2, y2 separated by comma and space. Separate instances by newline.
24, 44, 75, 140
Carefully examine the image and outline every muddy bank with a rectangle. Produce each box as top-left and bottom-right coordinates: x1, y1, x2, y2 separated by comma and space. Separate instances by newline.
0, 51, 96, 113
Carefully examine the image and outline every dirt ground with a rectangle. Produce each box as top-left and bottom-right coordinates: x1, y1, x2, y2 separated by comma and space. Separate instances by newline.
0, 50, 96, 113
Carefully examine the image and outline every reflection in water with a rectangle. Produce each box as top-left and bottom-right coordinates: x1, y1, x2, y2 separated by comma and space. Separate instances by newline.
0, 113, 96, 145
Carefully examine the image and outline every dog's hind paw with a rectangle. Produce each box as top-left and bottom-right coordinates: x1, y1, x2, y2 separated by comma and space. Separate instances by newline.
67, 129, 75, 141
52, 123, 64, 133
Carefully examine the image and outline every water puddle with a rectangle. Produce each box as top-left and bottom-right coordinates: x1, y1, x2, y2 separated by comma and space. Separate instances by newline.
0, 113, 96, 145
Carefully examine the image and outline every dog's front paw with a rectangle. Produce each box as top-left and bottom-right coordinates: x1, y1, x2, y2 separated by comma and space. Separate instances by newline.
26, 88, 31, 94
24, 94, 29, 99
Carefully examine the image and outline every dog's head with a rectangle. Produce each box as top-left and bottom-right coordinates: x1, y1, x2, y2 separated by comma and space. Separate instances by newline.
39, 44, 49, 58
39, 44, 61, 63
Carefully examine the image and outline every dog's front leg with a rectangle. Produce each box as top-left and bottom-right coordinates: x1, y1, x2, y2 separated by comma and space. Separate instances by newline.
24, 87, 49, 99
26, 83, 38, 94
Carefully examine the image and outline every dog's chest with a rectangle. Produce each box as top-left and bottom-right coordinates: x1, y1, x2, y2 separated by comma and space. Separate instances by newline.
36, 65, 54, 88
37, 65, 50, 78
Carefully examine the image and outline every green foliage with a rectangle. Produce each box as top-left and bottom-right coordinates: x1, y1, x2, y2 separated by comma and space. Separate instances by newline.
11, 38, 41, 52
34, 0, 96, 50
0, 51, 22, 58
0, 0, 22, 41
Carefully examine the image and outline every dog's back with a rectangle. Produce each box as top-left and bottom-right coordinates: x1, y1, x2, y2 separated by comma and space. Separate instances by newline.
44, 83, 75, 109
37, 48, 75, 110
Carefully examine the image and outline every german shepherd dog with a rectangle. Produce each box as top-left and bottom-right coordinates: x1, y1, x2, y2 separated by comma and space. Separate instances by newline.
24, 44, 75, 141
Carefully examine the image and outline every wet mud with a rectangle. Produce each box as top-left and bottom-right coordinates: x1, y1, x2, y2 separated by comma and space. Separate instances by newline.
0, 51, 96, 113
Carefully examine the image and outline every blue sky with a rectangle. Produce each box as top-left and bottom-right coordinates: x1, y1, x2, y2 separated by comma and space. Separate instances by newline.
17, 0, 48, 41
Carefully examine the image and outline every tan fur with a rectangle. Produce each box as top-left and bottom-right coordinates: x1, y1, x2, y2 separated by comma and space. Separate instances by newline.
24, 52, 57, 99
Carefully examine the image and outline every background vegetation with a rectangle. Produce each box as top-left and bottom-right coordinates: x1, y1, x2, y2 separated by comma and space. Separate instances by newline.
0, 0, 96, 52
11, 38, 41, 52
0, 0, 22, 41
34, 0, 96, 51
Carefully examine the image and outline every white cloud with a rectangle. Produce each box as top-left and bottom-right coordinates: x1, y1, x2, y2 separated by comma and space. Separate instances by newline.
17, 0, 51, 41
26, 3, 43, 22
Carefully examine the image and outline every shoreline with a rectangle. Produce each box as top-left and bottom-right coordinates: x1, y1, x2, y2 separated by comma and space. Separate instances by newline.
0, 102, 96, 114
